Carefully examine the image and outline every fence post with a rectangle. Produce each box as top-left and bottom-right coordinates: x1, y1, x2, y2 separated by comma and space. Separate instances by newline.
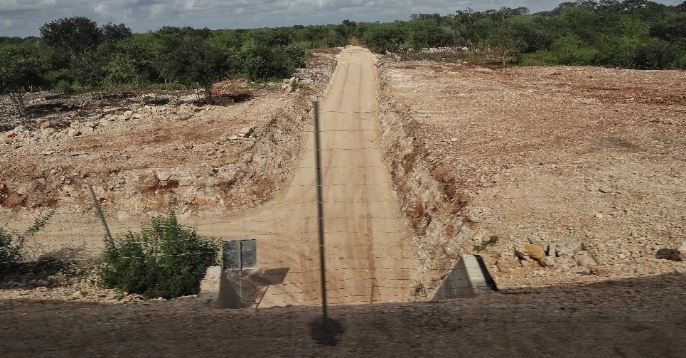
313, 100, 328, 320
88, 185, 114, 246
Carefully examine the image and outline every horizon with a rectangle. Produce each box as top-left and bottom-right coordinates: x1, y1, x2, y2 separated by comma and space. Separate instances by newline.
1, 0, 683, 38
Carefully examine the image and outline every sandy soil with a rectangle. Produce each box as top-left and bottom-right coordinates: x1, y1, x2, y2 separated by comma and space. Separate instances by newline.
378, 60, 686, 288
1, 273, 684, 357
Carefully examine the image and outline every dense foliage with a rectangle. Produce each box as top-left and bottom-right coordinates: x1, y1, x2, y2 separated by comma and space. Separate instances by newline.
99, 213, 219, 299
0, 227, 22, 273
0, 1, 684, 116
353, 1, 686, 69
1, 18, 315, 109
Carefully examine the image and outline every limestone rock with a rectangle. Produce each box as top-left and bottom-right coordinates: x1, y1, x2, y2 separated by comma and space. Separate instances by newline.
558, 236, 579, 256
546, 243, 557, 257
70, 291, 84, 300
542, 256, 556, 267
524, 244, 546, 261
67, 128, 82, 137
574, 251, 597, 267
590, 266, 611, 277
39, 120, 51, 130
239, 126, 255, 138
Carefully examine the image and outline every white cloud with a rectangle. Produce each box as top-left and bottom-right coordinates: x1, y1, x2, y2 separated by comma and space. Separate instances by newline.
0, 0, 682, 37
0, 0, 57, 12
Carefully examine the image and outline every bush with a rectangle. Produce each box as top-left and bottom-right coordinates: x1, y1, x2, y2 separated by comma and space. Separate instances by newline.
99, 213, 219, 299
0, 227, 22, 273
676, 53, 686, 69
0, 211, 53, 274
474, 235, 499, 253
634, 38, 676, 69
53, 79, 74, 94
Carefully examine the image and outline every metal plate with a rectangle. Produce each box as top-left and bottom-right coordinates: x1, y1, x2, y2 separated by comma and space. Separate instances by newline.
240, 239, 257, 269
222, 241, 241, 270
222, 239, 256, 270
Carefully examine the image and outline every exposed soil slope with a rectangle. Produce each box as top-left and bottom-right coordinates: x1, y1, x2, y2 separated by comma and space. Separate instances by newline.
0, 51, 336, 256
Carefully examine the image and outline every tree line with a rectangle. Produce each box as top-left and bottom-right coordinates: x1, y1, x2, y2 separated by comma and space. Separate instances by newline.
356, 0, 686, 69
1, 0, 684, 116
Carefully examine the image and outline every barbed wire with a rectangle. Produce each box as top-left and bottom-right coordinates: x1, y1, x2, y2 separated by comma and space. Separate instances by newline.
303, 129, 377, 133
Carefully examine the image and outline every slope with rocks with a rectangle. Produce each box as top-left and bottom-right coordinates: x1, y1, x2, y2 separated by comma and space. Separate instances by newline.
0, 50, 338, 254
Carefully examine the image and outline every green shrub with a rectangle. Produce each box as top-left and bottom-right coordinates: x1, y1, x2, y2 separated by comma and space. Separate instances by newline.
474, 235, 499, 253
676, 52, 686, 69
53, 79, 74, 94
0, 211, 53, 274
0, 227, 22, 273
99, 213, 219, 299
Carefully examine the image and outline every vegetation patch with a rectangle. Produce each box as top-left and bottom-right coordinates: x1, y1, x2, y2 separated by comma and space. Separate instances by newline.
99, 213, 219, 299
0, 211, 55, 278
474, 235, 500, 254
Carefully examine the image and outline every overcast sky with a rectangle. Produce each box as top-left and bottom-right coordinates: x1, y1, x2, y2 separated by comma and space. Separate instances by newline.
0, 0, 682, 37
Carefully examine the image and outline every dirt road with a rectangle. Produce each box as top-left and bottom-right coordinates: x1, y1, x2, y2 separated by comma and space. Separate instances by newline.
203, 46, 416, 306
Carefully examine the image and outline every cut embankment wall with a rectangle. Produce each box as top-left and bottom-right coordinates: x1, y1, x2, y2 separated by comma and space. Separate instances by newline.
376, 59, 471, 292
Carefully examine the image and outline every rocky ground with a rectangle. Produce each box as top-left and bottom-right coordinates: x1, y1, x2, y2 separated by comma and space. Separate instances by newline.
1, 51, 336, 222
377, 59, 686, 290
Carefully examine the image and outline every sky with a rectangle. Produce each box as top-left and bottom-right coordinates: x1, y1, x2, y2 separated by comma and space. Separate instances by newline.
0, 0, 683, 37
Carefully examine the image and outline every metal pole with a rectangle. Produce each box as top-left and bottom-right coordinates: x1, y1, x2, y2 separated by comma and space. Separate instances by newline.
239, 240, 244, 307
314, 101, 328, 320
88, 185, 114, 246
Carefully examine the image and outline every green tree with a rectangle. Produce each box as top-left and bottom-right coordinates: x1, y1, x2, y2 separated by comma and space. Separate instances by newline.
101, 23, 132, 43
408, 14, 455, 50
40, 17, 102, 57
156, 27, 227, 99
104, 40, 159, 87
361, 23, 407, 52
0, 42, 51, 117
240, 44, 305, 80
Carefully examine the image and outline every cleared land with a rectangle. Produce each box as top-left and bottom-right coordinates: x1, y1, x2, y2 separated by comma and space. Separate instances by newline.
379, 60, 686, 288
0, 52, 334, 249
1, 49, 685, 356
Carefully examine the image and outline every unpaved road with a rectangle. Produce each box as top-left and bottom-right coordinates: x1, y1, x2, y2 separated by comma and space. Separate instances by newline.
203, 46, 416, 306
